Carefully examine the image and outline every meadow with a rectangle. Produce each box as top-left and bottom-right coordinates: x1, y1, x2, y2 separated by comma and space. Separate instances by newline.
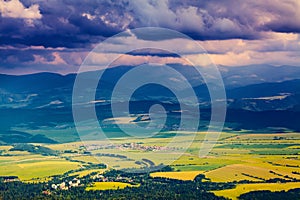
0, 157, 80, 181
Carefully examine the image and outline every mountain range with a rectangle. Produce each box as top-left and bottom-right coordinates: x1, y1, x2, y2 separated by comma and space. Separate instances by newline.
1, 64, 300, 110
1, 64, 300, 143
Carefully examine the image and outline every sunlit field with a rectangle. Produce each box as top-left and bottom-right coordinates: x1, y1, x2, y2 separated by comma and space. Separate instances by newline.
212, 182, 300, 200
0, 131, 299, 199
86, 182, 138, 191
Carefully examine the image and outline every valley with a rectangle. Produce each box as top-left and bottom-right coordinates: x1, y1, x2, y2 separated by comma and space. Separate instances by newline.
0, 131, 299, 199
1, 65, 300, 199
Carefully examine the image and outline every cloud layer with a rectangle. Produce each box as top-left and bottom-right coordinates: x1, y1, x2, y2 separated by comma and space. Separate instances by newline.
0, 0, 300, 74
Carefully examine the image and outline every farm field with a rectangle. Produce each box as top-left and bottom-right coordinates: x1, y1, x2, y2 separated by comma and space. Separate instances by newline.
205, 161, 300, 182
68, 169, 106, 178
150, 171, 204, 180
212, 182, 300, 200
0, 158, 80, 181
86, 182, 138, 191
0, 131, 299, 199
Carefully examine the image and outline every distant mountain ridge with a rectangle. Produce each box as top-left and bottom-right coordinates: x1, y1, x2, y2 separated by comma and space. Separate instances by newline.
219, 64, 300, 88
1, 64, 300, 138
1, 64, 300, 111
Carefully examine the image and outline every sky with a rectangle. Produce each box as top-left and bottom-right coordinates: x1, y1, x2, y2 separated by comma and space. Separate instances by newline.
0, 0, 300, 74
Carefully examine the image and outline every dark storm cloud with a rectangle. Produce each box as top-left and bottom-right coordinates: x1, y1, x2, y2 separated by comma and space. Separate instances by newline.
0, 48, 56, 66
126, 49, 181, 58
0, 0, 300, 74
0, 0, 299, 49
0, 0, 123, 49
0, 49, 35, 64
122, 0, 300, 40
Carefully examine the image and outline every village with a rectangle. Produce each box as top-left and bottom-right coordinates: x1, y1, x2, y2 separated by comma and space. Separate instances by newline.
49, 171, 134, 191
84, 142, 178, 152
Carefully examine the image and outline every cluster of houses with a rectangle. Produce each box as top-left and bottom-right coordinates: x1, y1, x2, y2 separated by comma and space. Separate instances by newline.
0, 176, 20, 183
48, 173, 133, 192
51, 178, 81, 190
92, 174, 133, 183
120, 143, 171, 152
85, 142, 175, 152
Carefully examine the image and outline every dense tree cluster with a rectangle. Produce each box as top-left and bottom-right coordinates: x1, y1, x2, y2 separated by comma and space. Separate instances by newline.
0, 179, 226, 200
10, 144, 57, 156
0, 168, 298, 200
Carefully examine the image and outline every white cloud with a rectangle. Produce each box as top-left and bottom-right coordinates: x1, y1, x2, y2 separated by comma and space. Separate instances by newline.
0, 0, 42, 19
127, 0, 207, 33
82, 13, 96, 20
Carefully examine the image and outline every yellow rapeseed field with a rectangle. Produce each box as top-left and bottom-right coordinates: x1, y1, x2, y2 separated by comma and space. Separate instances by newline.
150, 171, 204, 181
212, 182, 300, 200
86, 182, 139, 191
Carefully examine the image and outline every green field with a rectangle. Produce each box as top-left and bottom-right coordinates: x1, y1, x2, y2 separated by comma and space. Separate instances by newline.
0, 158, 80, 181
